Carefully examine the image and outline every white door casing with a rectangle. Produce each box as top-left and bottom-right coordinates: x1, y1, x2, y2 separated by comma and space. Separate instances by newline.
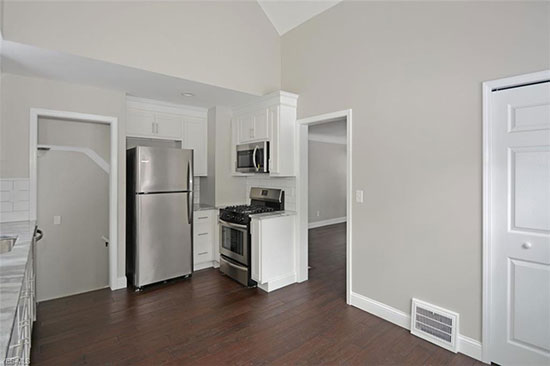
29, 108, 123, 291
485, 73, 550, 365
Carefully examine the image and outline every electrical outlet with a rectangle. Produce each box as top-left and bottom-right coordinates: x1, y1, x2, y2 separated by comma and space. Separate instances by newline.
356, 190, 364, 203
316, 210, 320, 217
53, 215, 62, 225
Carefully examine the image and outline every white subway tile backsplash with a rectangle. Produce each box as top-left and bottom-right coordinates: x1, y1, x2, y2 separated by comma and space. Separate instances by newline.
0, 192, 12, 202
245, 176, 296, 211
193, 176, 200, 204
0, 179, 30, 222
13, 201, 29, 212
0, 181, 13, 191
0, 202, 13, 213
13, 190, 29, 202
14, 180, 29, 191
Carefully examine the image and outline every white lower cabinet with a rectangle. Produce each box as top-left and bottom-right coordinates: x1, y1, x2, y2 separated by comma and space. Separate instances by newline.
251, 214, 296, 292
6, 242, 35, 366
193, 209, 217, 270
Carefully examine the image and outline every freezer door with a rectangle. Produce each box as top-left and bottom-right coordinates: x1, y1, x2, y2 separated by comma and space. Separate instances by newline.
136, 146, 193, 193
135, 192, 192, 286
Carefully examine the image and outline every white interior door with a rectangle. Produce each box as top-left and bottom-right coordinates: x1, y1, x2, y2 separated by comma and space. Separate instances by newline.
490, 81, 550, 365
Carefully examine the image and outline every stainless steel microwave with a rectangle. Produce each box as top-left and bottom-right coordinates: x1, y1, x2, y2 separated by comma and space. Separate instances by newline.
236, 141, 269, 173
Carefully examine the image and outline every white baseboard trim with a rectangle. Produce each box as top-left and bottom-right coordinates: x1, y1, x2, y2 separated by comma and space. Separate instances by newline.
457, 334, 483, 362
111, 276, 127, 290
350, 291, 410, 328
349, 292, 483, 362
308, 217, 346, 229
258, 272, 296, 293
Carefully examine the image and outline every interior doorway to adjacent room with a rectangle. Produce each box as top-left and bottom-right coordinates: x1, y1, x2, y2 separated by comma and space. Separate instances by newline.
296, 110, 352, 303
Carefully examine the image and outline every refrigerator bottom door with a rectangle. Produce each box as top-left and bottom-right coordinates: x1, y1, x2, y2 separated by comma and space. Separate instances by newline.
135, 192, 192, 287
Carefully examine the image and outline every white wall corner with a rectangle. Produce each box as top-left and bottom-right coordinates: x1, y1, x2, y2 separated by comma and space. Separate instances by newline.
112, 276, 127, 290
349, 292, 483, 362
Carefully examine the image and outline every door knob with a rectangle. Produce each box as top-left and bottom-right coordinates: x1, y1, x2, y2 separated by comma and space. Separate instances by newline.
521, 242, 532, 249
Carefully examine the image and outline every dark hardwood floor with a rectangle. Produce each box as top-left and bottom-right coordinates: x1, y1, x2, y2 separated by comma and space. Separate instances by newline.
31, 223, 483, 365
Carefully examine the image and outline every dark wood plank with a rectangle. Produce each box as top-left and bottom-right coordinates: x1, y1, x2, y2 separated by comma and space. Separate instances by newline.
30, 223, 483, 365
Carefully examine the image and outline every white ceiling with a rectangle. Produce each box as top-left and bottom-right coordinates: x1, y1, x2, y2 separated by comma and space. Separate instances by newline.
1, 41, 261, 109
257, 0, 342, 35
309, 118, 347, 144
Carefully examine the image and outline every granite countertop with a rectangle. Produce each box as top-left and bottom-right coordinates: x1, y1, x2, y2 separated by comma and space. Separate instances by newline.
249, 210, 297, 220
193, 203, 217, 211
0, 220, 36, 361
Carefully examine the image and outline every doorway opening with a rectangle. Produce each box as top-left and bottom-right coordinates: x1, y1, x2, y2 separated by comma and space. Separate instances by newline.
36, 117, 110, 301
296, 110, 352, 303
29, 109, 122, 297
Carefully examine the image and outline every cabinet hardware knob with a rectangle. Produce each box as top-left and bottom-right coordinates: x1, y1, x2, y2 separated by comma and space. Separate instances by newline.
521, 242, 532, 249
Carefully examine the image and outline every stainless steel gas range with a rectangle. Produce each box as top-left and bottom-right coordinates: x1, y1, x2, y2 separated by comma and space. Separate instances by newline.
218, 187, 284, 286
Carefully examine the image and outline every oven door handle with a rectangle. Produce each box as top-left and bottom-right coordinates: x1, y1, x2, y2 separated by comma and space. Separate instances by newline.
221, 257, 248, 271
219, 218, 247, 230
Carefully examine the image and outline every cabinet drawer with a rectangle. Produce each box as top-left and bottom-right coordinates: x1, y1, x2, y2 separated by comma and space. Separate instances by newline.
194, 240, 212, 262
194, 230, 211, 244
194, 212, 212, 224
194, 221, 211, 236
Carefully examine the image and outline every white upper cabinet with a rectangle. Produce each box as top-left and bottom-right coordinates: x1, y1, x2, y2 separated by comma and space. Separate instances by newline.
155, 112, 183, 139
232, 91, 298, 177
238, 114, 255, 142
126, 107, 156, 137
126, 97, 208, 176
236, 108, 270, 143
253, 109, 269, 141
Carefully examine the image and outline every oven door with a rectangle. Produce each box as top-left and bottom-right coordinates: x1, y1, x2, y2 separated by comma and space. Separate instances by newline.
219, 219, 248, 265
236, 141, 269, 173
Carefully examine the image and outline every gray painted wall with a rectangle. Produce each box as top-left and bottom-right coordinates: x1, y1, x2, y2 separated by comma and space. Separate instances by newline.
37, 118, 109, 301
200, 107, 217, 206
214, 106, 247, 206
308, 141, 346, 224
2, 1, 280, 95
282, 1, 550, 340
0, 73, 127, 279
201, 106, 247, 207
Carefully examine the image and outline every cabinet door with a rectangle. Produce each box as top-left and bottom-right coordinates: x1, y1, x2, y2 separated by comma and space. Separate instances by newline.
127, 107, 155, 136
155, 112, 183, 139
184, 117, 207, 176
238, 114, 254, 143
253, 109, 269, 140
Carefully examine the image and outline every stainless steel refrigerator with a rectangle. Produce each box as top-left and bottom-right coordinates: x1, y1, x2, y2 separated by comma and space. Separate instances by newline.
126, 146, 193, 289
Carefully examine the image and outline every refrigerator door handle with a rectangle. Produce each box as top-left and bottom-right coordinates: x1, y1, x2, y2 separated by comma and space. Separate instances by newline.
187, 159, 193, 224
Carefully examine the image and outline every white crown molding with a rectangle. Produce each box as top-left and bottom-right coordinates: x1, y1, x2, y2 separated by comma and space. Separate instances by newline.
126, 96, 208, 118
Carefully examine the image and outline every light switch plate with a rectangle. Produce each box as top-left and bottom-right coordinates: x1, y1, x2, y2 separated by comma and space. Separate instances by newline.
355, 190, 364, 203
53, 215, 61, 225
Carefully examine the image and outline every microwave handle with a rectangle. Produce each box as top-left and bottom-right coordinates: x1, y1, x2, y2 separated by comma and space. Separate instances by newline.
252, 146, 259, 172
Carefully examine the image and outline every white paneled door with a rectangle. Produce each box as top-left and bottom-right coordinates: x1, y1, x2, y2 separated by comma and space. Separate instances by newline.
490, 81, 550, 365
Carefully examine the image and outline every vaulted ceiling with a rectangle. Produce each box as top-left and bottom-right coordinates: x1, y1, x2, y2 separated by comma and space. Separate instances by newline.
257, 0, 342, 35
